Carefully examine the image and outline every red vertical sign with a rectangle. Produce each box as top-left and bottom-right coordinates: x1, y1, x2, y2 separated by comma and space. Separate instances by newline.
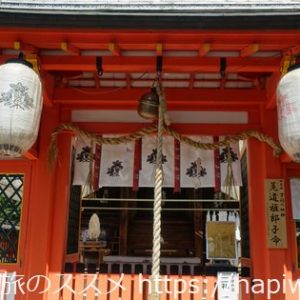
174, 138, 180, 192
93, 142, 101, 191
133, 139, 141, 191
214, 136, 221, 192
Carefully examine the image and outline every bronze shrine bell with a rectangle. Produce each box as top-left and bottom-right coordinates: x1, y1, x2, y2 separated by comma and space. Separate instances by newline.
138, 87, 159, 119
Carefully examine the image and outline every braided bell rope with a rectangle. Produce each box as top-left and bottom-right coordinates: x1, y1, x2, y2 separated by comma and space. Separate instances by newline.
149, 82, 164, 300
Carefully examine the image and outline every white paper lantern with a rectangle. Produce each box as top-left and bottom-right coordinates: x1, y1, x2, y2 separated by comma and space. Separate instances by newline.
277, 64, 300, 162
0, 57, 42, 158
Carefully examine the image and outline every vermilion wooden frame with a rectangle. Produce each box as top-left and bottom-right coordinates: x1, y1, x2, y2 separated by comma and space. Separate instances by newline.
0, 161, 31, 274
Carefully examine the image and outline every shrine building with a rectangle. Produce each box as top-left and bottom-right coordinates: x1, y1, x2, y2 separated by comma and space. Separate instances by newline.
1, 1, 300, 300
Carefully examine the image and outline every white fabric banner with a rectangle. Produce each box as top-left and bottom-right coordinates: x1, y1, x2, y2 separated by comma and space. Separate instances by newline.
180, 136, 215, 188
219, 141, 242, 187
139, 136, 174, 187
73, 138, 94, 186
99, 136, 134, 187
290, 178, 300, 220
217, 272, 239, 300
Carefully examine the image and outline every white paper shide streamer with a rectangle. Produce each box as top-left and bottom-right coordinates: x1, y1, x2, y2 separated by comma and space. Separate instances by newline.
180, 136, 215, 188
73, 138, 94, 186
219, 141, 243, 187
99, 135, 134, 187
139, 136, 174, 187
0, 62, 42, 157
73, 135, 242, 190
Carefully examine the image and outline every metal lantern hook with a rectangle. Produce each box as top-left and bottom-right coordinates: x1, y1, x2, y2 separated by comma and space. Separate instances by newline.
220, 57, 227, 78
156, 56, 163, 76
96, 56, 103, 78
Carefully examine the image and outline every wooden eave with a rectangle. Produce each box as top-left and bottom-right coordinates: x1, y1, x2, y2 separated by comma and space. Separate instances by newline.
0, 27, 299, 111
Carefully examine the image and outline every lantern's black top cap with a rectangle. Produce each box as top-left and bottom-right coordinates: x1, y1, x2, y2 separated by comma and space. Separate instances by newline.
5, 53, 33, 69
288, 63, 300, 73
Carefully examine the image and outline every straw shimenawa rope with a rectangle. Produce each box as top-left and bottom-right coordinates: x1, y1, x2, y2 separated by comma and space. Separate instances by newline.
48, 123, 282, 168
165, 127, 282, 156
48, 124, 157, 168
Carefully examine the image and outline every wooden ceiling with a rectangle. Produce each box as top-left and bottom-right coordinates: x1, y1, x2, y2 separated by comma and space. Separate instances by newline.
0, 28, 299, 111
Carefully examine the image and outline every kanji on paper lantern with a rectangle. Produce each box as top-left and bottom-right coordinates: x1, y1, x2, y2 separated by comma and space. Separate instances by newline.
0, 54, 42, 158
277, 64, 300, 162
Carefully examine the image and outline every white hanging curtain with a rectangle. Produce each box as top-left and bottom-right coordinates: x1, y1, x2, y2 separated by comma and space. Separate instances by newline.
139, 135, 174, 187
180, 136, 215, 188
99, 135, 134, 187
289, 178, 300, 220
73, 138, 95, 186
219, 140, 243, 187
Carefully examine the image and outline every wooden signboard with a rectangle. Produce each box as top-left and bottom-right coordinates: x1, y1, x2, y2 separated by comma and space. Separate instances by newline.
265, 179, 287, 248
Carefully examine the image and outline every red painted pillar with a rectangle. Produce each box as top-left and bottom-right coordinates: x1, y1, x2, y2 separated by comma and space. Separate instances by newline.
248, 108, 289, 299
247, 138, 271, 285
45, 132, 73, 300
263, 110, 287, 300
23, 107, 73, 300
49, 132, 72, 271
22, 106, 60, 300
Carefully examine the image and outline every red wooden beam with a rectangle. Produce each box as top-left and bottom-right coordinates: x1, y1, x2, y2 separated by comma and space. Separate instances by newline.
41, 71, 55, 107
64, 102, 262, 112
55, 104, 262, 112
38, 56, 281, 73
60, 107, 72, 122
24, 55, 54, 107
280, 152, 292, 163
285, 45, 300, 56
58, 101, 262, 111
2, 28, 300, 46
189, 73, 195, 88
13, 41, 38, 54
23, 148, 38, 160
266, 72, 281, 109
72, 122, 261, 135
60, 42, 80, 55
156, 43, 163, 56
53, 87, 266, 107
108, 42, 121, 56
240, 43, 260, 57
198, 43, 210, 56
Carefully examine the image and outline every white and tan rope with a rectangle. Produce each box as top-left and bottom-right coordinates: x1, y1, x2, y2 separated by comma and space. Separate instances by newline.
49, 124, 282, 168
148, 83, 164, 300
